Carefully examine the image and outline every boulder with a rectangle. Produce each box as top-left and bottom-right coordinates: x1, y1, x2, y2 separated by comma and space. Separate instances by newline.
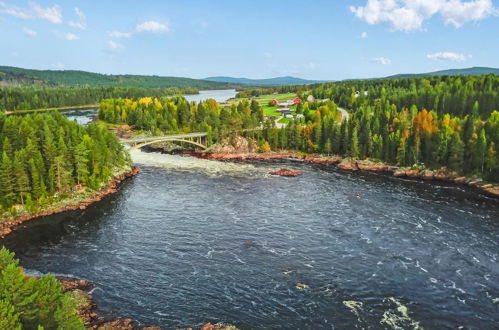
269, 168, 302, 177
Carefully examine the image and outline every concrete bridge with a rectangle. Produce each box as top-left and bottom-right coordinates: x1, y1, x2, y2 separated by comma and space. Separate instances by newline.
120, 132, 208, 151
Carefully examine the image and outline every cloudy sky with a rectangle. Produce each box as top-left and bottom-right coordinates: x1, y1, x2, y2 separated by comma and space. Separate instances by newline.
0, 0, 498, 80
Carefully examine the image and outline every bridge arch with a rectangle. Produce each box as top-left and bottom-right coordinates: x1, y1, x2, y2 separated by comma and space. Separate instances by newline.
128, 138, 207, 151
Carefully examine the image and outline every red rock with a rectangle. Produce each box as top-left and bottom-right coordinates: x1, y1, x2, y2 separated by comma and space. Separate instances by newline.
269, 168, 302, 177
338, 163, 356, 170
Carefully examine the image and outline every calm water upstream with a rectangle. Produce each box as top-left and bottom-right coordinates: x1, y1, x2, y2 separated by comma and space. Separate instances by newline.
2, 150, 499, 329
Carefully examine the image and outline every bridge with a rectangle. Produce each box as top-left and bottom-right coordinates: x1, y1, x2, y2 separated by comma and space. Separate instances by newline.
120, 132, 209, 151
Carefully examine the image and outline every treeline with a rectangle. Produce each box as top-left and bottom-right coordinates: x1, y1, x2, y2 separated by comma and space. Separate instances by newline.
0, 66, 232, 89
0, 112, 130, 211
0, 86, 200, 111
0, 247, 84, 329
236, 85, 312, 98
260, 101, 498, 181
99, 96, 264, 143
311, 74, 499, 118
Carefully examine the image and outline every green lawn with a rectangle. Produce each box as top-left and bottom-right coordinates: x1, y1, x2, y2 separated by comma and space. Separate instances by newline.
226, 92, 302, 119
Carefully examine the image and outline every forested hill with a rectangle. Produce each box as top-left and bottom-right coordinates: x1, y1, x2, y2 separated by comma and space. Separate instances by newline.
204, 76, 331, 86
384, 67, 499, 79
0, 66, 233, 89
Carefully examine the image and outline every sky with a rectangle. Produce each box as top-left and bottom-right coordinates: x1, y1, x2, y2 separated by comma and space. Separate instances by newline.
0, 0, 498, 80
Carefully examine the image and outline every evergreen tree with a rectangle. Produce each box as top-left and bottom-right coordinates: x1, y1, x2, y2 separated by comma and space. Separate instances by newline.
13, 151, 30, 205
349, 126, 359, 158
0, 151, 14, 204
448, 133, 464, 171
0, 299, 22, 330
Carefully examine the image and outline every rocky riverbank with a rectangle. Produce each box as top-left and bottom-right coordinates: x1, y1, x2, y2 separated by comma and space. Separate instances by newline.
0, 166, 140, 238
195, 152, 499, 198
57, 276, 240, 330
54, 276, 161, 330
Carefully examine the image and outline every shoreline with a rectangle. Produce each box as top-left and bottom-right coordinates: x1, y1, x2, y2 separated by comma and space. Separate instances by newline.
193, 151, 499, 199
0, 166, 140, 238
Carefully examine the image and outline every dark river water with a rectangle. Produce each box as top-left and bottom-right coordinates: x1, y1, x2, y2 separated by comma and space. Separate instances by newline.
2, 151, 499, 329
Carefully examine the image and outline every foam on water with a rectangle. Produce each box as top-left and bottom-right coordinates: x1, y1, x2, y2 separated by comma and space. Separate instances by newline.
130, 149, 267, 178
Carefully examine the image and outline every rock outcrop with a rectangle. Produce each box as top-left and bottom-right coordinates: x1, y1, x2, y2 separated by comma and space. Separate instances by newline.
269, 168, 302, 177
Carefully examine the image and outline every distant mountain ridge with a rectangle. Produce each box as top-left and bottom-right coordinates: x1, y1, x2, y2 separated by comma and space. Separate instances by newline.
384, 67, 499, 79
0, 66, 232, 89
204, 76, 332, 86
1, 65, 498, 89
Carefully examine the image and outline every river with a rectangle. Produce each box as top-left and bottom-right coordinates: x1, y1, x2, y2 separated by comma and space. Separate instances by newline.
2, 149, 499, 329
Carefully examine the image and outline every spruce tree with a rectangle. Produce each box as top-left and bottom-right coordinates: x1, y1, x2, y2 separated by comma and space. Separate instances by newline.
0, 299, 22, 330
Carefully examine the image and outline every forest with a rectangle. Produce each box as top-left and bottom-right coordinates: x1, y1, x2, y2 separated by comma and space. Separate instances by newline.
99, 74, 499, 182
99, 96, 265, 144
0, 247, 84, 329
0, 86, 199, 111
0, 112, 130, 212
0, 65, 232, 89
312, 74, 499, 118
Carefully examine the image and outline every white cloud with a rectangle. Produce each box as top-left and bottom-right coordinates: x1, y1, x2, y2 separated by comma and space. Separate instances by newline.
108, 30, 132, 38
0, 1, 62, 23
263, 52, 273, 58
427, 51, 471, 61
107, 20, 170, 40
108, 30, 131, 38
30, 2, 62, 24
135, 20, 170, 34
64, 32, 79, 40
350, 0, 496, 32
0, 1, 31, 19
22, 27, 37, 36
361, 31, 368, 38
50, 62, 64, 69
107, 40, 124, 51
372, 57, 392, 64
68, 7, 86, 29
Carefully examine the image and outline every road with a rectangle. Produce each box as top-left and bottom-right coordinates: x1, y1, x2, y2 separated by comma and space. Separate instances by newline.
337, 107, 349, 121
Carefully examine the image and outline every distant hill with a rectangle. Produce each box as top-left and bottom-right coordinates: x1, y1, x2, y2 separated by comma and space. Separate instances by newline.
0, 66, 232, 89
204, 76, 332, 86
384, 67, 499, 79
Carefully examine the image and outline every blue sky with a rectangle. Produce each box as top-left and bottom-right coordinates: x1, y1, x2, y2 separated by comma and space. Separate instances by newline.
0, 0, 498, 80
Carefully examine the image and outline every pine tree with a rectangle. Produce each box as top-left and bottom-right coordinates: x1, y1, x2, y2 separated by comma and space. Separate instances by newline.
0, 299, 22, 330
324, 138, 332, 155
396, 138, 407, 166
0, 151, 14, 203
0, 264, 39, 328
29, 159, 46, 200
13, 151, 30, 205
448, 133, 464, 171
53, 295, 85, 330
74, 142, 89, 185
349, 126, 360, 158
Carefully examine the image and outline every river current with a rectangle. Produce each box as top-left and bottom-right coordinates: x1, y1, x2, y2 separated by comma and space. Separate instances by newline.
2, 149, 499, 329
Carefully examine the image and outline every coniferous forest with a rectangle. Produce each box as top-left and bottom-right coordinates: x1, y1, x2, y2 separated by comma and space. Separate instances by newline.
0, 86, 198, 111
0, 247, 84, 329
98, 74, 499, 182
0, 112, 130, 213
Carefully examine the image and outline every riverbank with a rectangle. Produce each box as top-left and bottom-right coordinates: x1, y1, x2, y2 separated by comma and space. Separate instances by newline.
57, 275, 240, 330
195, 151, 499, 198
0, 166, 140, 238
